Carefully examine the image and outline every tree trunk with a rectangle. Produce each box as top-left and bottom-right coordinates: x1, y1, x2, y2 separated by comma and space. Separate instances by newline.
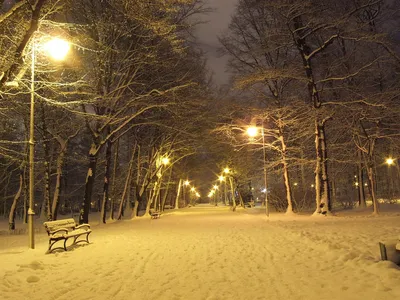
132, 200, 139, 218
319, 121, 331, 214
174, 179, 182, 209
300, 148, 306, 191
229, 176, 236, 211
357, 149, 366, 208
8, 169, 23, 230
237, 188, 245, 208
147, 180, 161, 214
161, 168, 172, 211
40, 105, 52, 220
101, 139, 112, 224
117, 143, 136, 220
279, 132, 293, 214
224, 180, 228, 205
41, 142, 51, 220
313, 120, 322, 215
79, 144, 98, 224
367, 164, 379, 214
51, 145, 66, 221
110, 139, 119, 220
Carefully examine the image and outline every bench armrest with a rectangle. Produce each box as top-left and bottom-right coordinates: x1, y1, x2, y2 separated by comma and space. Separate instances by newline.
75, 224, 90, 230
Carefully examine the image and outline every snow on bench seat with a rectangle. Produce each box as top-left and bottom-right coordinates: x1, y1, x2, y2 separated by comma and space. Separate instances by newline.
43, 218, 91, 253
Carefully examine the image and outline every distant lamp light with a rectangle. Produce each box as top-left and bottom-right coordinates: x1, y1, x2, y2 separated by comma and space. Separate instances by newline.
261, 188, 267, 193
355, 182, 359, 187
184, 180, 190, 186
213, 185, 218, 190
223, 168, 230, 174
161, 157, 170, 165
195, 192, 200, 197
246, 126, 258, 137
311, 184, 315, 188
218, 175, 225, 182
190, 187, 196, 192
364, 183, 368, 187
293, 182, 298, 186
386, 158, 394, 166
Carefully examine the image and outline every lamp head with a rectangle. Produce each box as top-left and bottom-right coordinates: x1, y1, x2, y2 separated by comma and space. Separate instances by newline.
246, 126, 258, 137
44, 38, 70, 60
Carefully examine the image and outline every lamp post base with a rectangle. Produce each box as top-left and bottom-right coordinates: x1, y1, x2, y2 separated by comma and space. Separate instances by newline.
28, 209, 35, 249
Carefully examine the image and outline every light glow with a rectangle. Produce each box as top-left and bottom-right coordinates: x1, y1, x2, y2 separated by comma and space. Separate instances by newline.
44, 38, 70, 60
386, 158, 394, 166
161, 157, 170, 165
247, 126, 258, 137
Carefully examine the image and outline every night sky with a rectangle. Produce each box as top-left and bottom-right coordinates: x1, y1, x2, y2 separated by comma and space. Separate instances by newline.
196, 0, 238, 86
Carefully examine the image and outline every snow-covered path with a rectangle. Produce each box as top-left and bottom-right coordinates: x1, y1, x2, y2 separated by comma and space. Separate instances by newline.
1, 206, 399, 300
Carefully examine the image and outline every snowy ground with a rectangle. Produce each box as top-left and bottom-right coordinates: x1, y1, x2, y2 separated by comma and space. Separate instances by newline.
1, 204, 400, 300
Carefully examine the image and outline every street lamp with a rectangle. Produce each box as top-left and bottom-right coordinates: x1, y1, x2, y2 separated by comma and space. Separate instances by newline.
386, 158, 394, 166
385, 157, 395, 200
181, 179, 190, 206
218, 175, 228, 205
247, 125, 269, 216
161, 157, 170, 166
29, 36, 70, 249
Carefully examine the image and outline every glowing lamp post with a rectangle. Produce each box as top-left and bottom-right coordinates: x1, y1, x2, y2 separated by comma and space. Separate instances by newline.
213, 184, 219, 206
218, 175, 228, 205
190, 187, 196, 206
247, 125, 269, 216
385, 157, 396, 200
182, 180, 190, 206
161, 157, 170, 166
386, 158, 394, 166
28, 37, 70, 249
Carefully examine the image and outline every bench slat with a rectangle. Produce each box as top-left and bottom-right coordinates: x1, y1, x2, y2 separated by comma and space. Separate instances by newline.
44, 218, 76, 232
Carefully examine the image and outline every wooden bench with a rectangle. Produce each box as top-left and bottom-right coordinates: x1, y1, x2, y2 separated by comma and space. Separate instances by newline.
150, 211, 161, 219
43, 218, 91, 253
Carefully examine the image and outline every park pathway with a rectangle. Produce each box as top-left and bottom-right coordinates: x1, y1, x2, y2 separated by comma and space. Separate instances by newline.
1, 206, 399, 300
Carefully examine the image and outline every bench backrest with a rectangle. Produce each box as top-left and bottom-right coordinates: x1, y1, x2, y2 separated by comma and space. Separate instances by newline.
43, 218, 76, 233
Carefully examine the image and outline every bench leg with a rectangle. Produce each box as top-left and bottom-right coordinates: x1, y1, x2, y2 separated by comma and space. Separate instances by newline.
47, 238, 68, 253
64, 238, 69, 251
73, 232, 91, 246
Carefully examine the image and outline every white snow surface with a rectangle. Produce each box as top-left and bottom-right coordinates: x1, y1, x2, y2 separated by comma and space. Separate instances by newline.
1, 204, 400, 300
